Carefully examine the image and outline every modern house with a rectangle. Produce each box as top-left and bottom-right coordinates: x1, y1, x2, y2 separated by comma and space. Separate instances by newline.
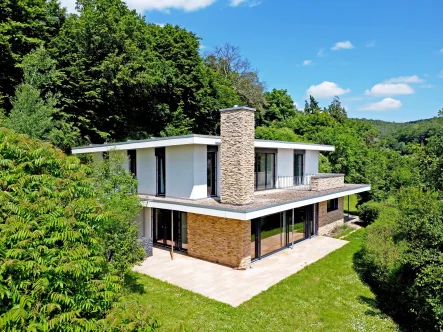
72, 107, 370, 269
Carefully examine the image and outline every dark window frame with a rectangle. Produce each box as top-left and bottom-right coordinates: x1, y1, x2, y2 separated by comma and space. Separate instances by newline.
207, 151, 217, 197
128, 150, 137, 177
327, 198, 339, 212
155, 147, 165, 196
255, 152, 276, 191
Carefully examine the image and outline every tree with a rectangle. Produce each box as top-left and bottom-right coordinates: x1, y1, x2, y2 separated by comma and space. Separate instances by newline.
356, 188, 443, 330
263, 88, 296, 123
205, 43, 267, 115
92, 150, 145, 279
304, 95, 321, 114
6, 48, 81, 152
0, 128, 120, 330
0, 0, 65, 111
327, 96, 347, 123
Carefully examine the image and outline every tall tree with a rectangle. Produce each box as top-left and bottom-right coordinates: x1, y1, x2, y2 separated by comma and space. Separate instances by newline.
304, 95, 321, 114
205, 43, 267, 115
263, 88, 296, 123
0, 0, 65, 110
327, 96, 347, 123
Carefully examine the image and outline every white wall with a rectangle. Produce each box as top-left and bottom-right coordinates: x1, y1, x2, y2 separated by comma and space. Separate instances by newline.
216, 148, 221, 197
165, 145, 207, 199
305, 150, 319, 174
277, 148, 293, 177
137, 148, 156, 195
144, 207, 152, 238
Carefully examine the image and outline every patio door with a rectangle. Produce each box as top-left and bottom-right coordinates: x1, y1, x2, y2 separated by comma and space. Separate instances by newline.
294, 153, 304, 185
154, 209, 187, 251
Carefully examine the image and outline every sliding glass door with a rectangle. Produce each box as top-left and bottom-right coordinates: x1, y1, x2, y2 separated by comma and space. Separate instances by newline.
255, 152, 275, 190
153, 209, 188, 251
251, 204, 316, 261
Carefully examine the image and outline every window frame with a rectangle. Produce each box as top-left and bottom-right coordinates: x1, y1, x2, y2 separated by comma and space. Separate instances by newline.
327, 198, 339, 212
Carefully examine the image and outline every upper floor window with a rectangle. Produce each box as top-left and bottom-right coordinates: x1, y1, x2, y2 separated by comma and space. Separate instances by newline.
207, 147, 217, 197
327, 198, 339, 212
294, 152, 304, 185
155, 147, 165, 196
255, 151, 275, 190
128, 150, 136, 177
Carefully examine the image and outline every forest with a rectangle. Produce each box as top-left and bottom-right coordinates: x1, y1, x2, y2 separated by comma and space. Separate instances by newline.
1, 0, 442, 330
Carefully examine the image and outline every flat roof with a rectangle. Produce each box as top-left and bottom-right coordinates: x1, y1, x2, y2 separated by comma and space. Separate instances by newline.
71, 134, 335, 154
139, 184, 370, 220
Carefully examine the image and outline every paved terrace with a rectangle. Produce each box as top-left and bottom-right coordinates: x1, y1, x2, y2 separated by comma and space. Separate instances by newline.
139, 184, 367, 212
134, 236, 348, 307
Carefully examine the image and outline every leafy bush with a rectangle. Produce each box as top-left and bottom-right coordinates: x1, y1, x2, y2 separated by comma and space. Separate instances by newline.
0, 128, 121, 330
358, 201, 384, 225
355, 188, 443, 331
92, 150, 145, 279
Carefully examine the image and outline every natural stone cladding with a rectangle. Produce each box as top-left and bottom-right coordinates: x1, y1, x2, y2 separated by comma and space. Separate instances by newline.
187, 213, 251, 269
220, 107, 255, 205
311, 175, 344, 191
318, 197, 344, 235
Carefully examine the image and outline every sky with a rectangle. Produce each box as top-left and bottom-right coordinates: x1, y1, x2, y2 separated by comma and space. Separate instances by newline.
61, 0, 443, 122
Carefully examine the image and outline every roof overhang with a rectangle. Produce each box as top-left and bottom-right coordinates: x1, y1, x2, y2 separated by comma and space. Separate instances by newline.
140, 185, 370, 220
72, 135, 334, 154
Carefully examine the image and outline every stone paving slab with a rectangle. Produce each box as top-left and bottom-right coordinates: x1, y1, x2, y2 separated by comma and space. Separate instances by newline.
133, 236, 348, 307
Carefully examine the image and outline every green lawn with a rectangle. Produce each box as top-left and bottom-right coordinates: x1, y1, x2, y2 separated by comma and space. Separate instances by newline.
344, 194, 359, 215
111, 230, 397, 331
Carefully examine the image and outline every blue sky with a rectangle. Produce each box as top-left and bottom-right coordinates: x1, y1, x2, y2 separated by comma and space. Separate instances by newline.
62, 0, 443, 122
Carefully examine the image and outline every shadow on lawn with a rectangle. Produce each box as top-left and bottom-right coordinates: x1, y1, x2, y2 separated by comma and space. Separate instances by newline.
123, 272, 146, 294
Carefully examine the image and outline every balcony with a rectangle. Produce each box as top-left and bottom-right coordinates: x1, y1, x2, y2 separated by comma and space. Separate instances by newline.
276, 174, 345, 191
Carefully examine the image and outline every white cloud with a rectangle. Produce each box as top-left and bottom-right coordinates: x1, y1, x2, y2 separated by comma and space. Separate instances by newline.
302, 60, 312, 66
440, 70, 443, 78
60, 0, 216, 13
306, 81, 351, 99
365, 83, 414, 96
331, 41, 354, 51
384, 75, 423, 84
421, 84, 434, 89
440, 48, 443, 53
358, 98, 402, 111
366, 40, 376, 48
230, 0, 261, 7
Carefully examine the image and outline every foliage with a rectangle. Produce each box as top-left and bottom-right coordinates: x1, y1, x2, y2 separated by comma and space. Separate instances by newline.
263, 88, 296, 123
0, 127, 120, 330
92, 150, 145, 279
0, 0, 65, 110
358, 201, 392, 225
356, 188, 443, 331
418, 128, 443, 192
326, 96, 347, 123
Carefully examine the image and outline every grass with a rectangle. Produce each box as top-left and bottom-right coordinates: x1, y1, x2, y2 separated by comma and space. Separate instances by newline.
344, 194, 359, 215
110, 230, 397, 331
332, 224, 356, 239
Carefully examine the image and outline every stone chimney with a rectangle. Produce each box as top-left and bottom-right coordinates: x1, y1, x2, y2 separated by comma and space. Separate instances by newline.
219, 106, 255, 205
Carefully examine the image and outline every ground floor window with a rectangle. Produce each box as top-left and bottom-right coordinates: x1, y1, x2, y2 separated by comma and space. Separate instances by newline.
153, 209, 187, 251
327, 198, 339, 212
251, 204, 317, 261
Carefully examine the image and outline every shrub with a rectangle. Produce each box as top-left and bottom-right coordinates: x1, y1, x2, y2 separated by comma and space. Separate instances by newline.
0, 128, 120, 330
358, 201, 385, 225
355, 188, 443, 331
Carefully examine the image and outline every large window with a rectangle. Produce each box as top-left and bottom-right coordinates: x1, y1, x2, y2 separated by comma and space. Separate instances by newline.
327, 198, 339, 212
153, 209, 187, 251
155, 147, 165, 196
255, 152, 275, 190
294, 153, 304, 185
207, 149, 217, 197
251, 204, 316, 261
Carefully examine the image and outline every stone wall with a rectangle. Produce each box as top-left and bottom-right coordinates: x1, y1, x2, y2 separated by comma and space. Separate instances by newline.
318, 197, 344, 235
311, 174, 344, 191
220, 107, 255, 205
187, 213, 251, 269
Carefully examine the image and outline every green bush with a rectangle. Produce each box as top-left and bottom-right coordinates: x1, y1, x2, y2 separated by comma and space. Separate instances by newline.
355, 188, 443, 331
358, 201, 384, 225
0, 128, 121, 330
